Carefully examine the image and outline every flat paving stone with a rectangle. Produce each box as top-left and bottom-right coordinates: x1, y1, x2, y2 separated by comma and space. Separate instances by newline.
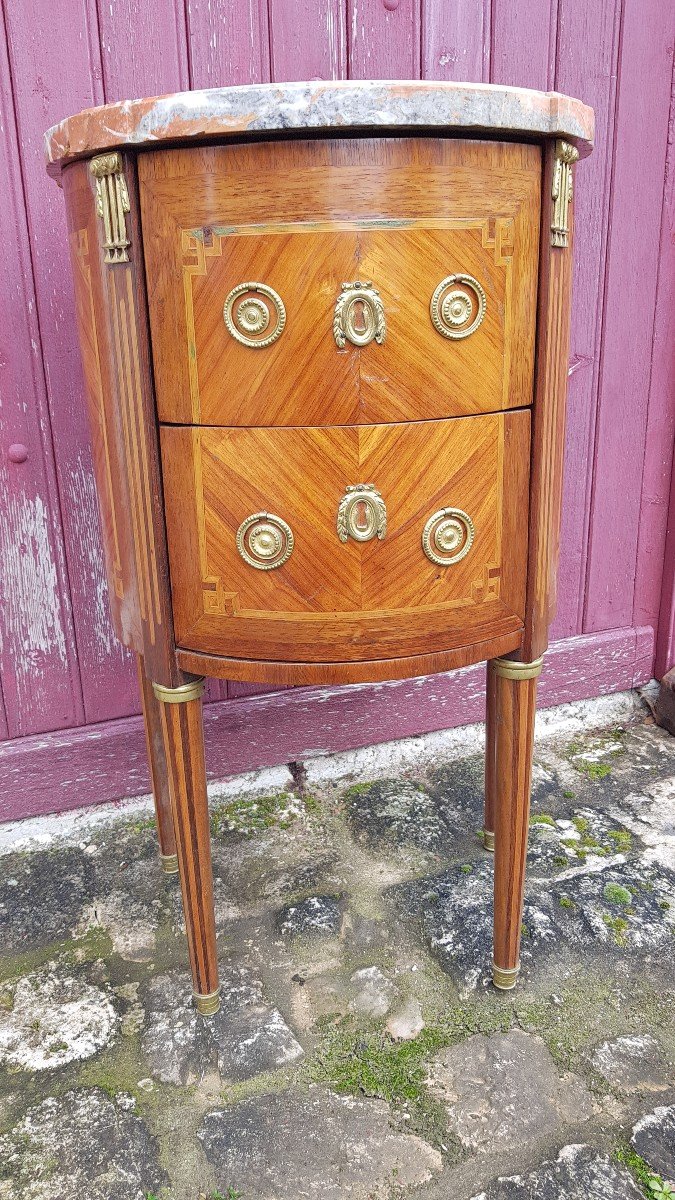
391, 809, 675, 988
277, 894, 343, 938
0, 1087, 165, 1199
591, 1033, 672, 1093
632, 1105, 675, 1181
198, 1085, 442, 1197
346, 776, 470, 853
469, 1143, 643, 1199
348, 965, 398, 1018
428, 1030, 593, 1154
0, 848, 95, 955
142, 967, 303, 1085
0, 965, 117, 1071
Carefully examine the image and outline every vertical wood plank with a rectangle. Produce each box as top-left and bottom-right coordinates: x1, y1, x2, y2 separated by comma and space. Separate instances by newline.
422, 0, 488, 82
551, 0, 622, 639
269, 0, 346, 81
3, 0, 139, 724
583, 0, 674, 634
636, 69, 675, 668
349, 0, 420, 79
187, 0, 270, 88
98, 0, 189, 99
490, 0, 554, 89
0, 14, 83, 737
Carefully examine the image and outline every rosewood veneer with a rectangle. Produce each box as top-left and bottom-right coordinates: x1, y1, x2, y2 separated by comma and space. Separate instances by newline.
47, 81, 594, 1014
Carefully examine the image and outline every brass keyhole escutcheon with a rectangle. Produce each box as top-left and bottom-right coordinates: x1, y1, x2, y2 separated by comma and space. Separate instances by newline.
422, 507, 475, 565
337, 485, 387, 543
430, 274, 486, 340
333, 281, 386, 349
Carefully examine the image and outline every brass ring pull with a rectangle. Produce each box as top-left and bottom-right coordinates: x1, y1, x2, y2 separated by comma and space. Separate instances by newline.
422, 508, 474, 565
430, 274, 486, 340
223, 282, 286, 348
236, 512, 294, 569
337, 485, 387, 543
334, 281, 386, 348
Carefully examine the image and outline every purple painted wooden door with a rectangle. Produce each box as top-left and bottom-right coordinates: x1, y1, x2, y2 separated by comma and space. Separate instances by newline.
0, 0, 673, 819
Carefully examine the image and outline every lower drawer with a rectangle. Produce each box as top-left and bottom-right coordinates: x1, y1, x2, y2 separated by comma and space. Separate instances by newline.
161, 413, 530, 663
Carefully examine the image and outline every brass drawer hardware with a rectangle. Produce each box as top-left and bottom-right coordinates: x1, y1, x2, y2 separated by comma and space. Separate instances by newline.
333, 281, 386, 349
430, 274, 486, 340
337, 484, 387, 543
422, 507, 475, 565
90, 153, 131, 264
223, 283, 286, 348
551, 139, 579, 248
236, 512, 294, 569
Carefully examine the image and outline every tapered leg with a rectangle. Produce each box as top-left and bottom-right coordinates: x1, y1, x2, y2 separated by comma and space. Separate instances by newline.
153, 678, 220, 1015
137, 656, 179, 873
483, 660, 498, 852
491, 656, 543, 991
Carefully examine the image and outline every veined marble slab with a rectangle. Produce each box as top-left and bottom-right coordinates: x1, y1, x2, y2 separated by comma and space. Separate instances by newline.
45, 80, 594, 176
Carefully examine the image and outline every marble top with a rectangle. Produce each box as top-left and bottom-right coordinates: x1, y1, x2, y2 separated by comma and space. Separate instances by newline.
45, 80, 594, 176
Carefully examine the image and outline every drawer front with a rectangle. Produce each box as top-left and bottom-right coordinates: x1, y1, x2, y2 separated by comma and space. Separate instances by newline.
161, 412, 530, 663
140, 139, 541, 426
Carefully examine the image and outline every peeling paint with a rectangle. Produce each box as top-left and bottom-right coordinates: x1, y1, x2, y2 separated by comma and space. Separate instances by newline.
0, 491, 68, 680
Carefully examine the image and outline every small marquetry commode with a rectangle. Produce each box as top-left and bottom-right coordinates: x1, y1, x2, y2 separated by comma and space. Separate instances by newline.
46, 81, 594, 1014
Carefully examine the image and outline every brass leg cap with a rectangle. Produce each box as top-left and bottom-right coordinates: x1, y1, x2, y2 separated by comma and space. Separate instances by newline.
483, 829, 495, 852
194, 987, 221, 1016
160, 853, 179, 875
492, 962, 520, 991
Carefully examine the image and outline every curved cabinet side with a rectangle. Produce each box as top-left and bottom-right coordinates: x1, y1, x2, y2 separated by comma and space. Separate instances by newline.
62, 156, 179, 686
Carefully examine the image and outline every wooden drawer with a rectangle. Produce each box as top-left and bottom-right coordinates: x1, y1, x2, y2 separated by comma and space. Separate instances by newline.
140, 139, 541, 426
161, 411, 530, 663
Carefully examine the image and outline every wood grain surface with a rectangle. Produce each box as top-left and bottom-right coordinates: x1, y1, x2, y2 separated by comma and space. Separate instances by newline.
158, 690, 219, 1001
137, 656, 177, 862
161, 412, 530, 675
139, 138, 540, 426
492, 666, 539, 974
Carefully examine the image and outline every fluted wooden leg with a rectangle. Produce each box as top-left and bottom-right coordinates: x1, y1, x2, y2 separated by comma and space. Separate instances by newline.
491, 656, 543, 991
137, 656, 178, 873
483, 660, 498, 852
153, 678, 220, 1015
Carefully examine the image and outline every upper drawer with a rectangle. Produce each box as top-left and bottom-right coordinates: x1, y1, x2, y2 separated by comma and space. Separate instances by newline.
139, 138, 541, 426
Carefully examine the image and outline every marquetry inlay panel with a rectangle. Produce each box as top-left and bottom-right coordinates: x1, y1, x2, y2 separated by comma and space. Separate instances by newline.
160, 411, 530, 664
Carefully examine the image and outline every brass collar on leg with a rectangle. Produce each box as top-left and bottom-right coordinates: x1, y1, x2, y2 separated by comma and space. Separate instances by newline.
152, 678, 205, 704
493, 962, 520, 991
194, 987, 221, 1016
483, 829, 495, 852
492, 657, 544, 681
160, 853, 179, 874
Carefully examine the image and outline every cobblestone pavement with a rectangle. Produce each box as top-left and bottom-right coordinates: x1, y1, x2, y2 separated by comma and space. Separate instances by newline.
0, 699, 674, 1199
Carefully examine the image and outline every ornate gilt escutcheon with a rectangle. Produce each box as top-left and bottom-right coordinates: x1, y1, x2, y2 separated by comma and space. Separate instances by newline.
333, 282, 386, 349
90, 153, 130, 264
223, 282, 286, 348
337, 484, 387, 544
422, 508, 475, 566
430, 274, 486, 340
236, 512, 294, 569
551, 139, 579, 248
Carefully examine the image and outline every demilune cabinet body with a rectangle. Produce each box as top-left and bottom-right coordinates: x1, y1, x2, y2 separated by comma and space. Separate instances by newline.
46, 81, 594, 1014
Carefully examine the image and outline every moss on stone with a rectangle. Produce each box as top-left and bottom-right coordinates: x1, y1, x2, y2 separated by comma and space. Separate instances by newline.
603, 883, 633, 907
210, 791, 298, 839
530, 814, 557, 828
615, 1143, 671, 1198
558, 896, 575, 910
601, 913, 629, 946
